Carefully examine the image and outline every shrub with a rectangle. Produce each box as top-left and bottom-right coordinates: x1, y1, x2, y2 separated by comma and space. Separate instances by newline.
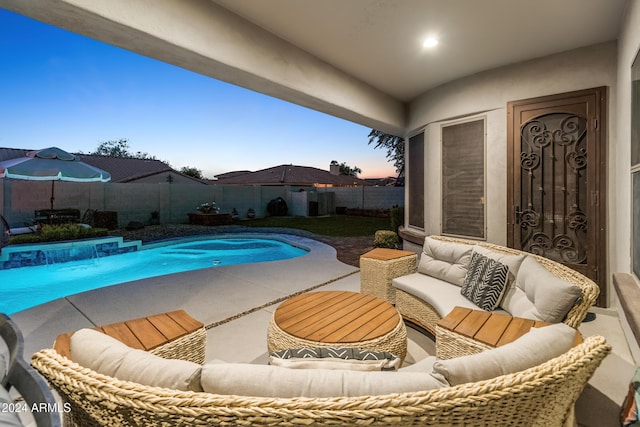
373, 230, 399, 249
8, 224, 109, 244
390, 205, 404, 233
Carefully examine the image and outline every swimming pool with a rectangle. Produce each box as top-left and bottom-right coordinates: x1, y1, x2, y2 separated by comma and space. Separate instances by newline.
0, 237, 308, 314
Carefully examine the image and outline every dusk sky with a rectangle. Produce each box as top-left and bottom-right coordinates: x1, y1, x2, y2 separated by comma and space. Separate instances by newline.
0, 8, 396, 179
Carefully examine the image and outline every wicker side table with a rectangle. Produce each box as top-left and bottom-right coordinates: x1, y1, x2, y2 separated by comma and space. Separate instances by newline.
435, 306, 582, 359
360, 248, 417, 304
54, 310, 207, 364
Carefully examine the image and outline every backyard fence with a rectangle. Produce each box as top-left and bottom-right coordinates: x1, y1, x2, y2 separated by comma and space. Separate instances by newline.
0, 180, 404, 228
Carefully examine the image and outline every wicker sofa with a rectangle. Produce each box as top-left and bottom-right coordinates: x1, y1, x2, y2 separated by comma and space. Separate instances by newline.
31, 325, 610, 427
384, 235, 600, 334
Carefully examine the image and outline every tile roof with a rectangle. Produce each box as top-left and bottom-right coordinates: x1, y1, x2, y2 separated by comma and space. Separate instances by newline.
0, 147, 175, 183
214, 164, 371, 186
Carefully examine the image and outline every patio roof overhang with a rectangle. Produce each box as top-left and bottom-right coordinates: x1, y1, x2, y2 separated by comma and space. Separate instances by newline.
0, 0, 627, 137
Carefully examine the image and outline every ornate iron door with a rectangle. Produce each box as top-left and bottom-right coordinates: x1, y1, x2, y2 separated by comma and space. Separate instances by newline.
507, 88, 607, 306
518, 113, 588, 264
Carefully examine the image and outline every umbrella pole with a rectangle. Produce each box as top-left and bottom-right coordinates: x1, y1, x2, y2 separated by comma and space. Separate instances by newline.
50, 181, 55, 212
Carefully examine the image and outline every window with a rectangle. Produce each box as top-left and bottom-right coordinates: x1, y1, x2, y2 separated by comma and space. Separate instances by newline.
441, 118, 486, 238
408, 133, 424, 228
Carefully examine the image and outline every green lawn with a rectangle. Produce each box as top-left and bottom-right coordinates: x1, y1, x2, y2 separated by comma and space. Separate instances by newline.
243, 215, 391, 237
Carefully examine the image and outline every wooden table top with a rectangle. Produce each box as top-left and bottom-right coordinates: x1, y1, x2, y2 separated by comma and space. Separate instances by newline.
54, 310, 204, 358
438, 306, 582, 347
360, 248, 416, 261
273, 291, 401, 343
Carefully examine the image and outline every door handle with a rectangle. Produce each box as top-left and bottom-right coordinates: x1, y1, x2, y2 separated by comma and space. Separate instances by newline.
514, 206, 521, 224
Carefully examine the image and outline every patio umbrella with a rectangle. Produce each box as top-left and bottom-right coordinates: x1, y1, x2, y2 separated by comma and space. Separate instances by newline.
0, 147, 111, 211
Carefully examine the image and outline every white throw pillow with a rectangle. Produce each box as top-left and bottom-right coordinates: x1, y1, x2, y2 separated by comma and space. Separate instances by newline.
200, 363, 448, 398
432, 323, 577, 385
70, 328, 202, 391
472, 245, 526, 287
417, 237, 473, 286
500, 256, 582, 322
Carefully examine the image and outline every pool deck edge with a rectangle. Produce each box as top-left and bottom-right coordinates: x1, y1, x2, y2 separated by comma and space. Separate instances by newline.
11, 233, 359, 357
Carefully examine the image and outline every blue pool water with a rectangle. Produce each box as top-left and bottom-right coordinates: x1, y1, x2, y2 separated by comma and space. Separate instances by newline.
0, 237, 307, 314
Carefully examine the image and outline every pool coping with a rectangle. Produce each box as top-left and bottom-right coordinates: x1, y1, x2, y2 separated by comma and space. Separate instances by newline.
10, 231, 359, 357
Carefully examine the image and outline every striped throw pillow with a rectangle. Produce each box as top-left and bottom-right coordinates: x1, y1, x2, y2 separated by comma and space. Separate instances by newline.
461, 251, 509, 311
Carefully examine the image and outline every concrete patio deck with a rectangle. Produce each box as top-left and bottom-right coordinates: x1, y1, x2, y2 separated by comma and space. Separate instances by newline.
9, 233, 636, 426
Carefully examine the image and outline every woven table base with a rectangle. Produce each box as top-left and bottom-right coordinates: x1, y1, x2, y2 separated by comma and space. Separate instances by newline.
267, 313, 408, 362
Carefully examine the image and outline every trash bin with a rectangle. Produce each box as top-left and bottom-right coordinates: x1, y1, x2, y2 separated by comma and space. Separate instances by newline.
309, 201, 319, 216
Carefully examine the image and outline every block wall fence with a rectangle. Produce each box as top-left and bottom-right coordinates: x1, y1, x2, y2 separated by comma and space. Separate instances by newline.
0, 180, 404, 228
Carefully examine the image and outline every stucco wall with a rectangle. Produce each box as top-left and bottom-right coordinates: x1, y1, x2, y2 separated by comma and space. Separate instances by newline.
406, 41, 617, 247
613, 1, 640, 278
0, 180, 403, 227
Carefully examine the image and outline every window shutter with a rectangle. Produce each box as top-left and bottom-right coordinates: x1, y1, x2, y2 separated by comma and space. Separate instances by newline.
442, 119, 485, 238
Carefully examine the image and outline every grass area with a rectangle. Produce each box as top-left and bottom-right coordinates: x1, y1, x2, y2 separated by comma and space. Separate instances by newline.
243, 215, 391, 237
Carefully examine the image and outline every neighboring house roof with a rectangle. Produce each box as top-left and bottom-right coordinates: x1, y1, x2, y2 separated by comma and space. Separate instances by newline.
214, 170, 251, 180
0, 147, 204, 184
214, 164, 371, 186
77, 154, 172, 183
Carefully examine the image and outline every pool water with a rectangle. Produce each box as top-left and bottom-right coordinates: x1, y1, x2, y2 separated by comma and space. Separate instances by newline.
0, 237, 307, 314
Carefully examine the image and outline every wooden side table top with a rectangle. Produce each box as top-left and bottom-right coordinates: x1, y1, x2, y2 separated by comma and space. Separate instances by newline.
438, 306, 582, 348
360, 248, 416, 262
54, 310, 204, 358
273, 290, 401, 344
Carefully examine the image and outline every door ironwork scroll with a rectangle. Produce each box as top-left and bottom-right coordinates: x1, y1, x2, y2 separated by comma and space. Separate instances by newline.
518, 113, 588, 265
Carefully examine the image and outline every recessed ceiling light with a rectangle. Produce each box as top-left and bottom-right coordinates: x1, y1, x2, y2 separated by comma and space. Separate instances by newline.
423, 37, 439, 48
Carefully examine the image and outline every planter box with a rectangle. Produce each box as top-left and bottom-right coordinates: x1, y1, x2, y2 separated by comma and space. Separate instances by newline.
188, 213, 233, 226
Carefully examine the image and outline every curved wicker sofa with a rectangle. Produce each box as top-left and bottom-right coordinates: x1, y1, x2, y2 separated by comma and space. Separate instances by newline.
31, 333, 610, 427
392, 235, 600, 334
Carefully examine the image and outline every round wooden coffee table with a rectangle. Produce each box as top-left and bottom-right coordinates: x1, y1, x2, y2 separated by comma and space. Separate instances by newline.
267, 290, 407, 361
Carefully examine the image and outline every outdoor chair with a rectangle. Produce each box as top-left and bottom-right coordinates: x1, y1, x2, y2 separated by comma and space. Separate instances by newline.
0, 313, 61, 427
32, 325, 611, 426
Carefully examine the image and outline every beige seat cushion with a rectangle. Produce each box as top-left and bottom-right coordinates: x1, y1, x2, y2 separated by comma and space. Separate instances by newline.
200, 363, 448, 398
500, 256, 582, 323
70, 328, 202, 391
393, 273, 485, 317
432, 323, 577, 385
417, 237, 473, 286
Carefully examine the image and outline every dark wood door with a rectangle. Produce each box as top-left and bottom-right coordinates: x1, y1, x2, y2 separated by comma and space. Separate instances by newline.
507, 87, 607, 306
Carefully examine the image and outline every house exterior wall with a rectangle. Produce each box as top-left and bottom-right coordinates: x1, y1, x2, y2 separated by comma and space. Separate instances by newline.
613, 0, 640, 282
406, 41, 617, 247
612, 0, 640, 359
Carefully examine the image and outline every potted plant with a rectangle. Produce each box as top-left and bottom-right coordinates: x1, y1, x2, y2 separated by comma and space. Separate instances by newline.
196, 202, 219, 214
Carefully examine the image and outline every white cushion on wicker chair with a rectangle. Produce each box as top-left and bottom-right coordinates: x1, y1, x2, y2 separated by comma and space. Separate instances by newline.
70, 328, 202, 391
418, 237, 473, 286
500, 256, 582, 323
432, 323, 576, 386
472, 245, 526, 287
200, 362, 448, 398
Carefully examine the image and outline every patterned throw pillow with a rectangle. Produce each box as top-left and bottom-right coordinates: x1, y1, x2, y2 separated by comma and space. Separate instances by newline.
269, 347, 401, 371
461, 251, 509, 311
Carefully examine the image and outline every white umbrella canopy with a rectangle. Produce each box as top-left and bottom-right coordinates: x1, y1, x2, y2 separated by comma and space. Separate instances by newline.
0, 147, 111, 211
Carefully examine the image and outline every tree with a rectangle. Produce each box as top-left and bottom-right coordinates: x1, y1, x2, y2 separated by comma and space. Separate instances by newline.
180, 166, 204, 179
91, 138, 158, 160
330, 160, 362, 177
368, 130, 404, 175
